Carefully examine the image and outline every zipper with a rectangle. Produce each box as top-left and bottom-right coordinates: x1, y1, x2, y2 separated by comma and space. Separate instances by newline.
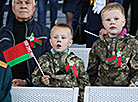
37, 36, 47, 40
25, 23, 31, 78
5, 29, 15, 46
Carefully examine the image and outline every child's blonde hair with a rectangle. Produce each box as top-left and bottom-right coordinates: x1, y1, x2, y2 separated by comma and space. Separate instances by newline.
50, 23, 74, 39
101, 2, 125, 20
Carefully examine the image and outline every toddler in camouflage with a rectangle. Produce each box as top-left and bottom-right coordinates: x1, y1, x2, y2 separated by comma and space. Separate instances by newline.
32, 23, 90, 102
87, 3, 138, 86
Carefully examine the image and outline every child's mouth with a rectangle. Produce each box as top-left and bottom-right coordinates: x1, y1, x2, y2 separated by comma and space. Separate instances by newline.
57, 44, 61, 48
110, 27, 116, 30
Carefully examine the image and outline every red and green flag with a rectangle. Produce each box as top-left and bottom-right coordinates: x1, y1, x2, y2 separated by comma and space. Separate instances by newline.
3, 40, 34, 67
26, 33, 42, 48
65, 58, 78, 79
108, 49, 126, 68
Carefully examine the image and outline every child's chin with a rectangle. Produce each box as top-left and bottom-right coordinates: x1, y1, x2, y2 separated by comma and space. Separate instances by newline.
55, 49, 63, 52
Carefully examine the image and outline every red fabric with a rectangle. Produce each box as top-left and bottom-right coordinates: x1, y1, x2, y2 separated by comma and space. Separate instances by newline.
3, 41, 28, 62
117, 56, 122, 67
34, 38, 42, 44
72, 65, 78, 78
3, 40, 34, 62
65, 64, 78, 78
65, 64, 70, 71
30, 41, 35, 48
108, 55, 116, 62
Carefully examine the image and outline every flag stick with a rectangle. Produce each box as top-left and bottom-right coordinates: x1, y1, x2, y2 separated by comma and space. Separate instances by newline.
33, 56, 45, 76
84, 30, 99, 37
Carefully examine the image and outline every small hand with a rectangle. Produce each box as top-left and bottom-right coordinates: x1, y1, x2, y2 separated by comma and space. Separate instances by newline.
41, 75, 50, 85
129, 81, 137, 87
99, 28, 107, 35
12, 79, 24, 87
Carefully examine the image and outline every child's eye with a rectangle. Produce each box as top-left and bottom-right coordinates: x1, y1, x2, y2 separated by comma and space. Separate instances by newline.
114, 17, 119, 20
53, 36, 58, 39
105, 19, 110, 21
62, 36, 66, 39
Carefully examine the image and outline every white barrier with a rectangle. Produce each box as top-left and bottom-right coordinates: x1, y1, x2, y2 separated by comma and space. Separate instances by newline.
69, 48, 90, 71
11, 87, 79, 102
84, 86, 138, 102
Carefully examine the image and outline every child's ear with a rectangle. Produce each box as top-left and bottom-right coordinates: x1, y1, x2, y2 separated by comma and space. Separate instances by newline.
49, 39, 53, 47
68, 40, 73, 47
122, 18, 126, 27
102, 21, 106, 28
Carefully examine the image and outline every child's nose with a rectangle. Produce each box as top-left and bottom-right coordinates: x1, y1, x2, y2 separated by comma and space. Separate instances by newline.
57, 37, 62, 40
110, 19, 115, 23
110, 19, 115, 25
57, 38, 61, 42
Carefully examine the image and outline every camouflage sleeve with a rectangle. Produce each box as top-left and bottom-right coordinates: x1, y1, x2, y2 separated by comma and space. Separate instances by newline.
76, 58, 90, 87
87, 43, 100, 85
75, 57, 90, 102
129, 39, 138, 87
32, 53, 52, 85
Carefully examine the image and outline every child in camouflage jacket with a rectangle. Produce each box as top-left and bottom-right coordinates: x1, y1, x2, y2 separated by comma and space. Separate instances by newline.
32, 23, 90, 102
87, 3, 138, 86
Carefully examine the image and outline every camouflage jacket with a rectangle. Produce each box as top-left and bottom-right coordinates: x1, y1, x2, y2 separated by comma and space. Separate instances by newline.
32, 49, 90, 87
87, 33, 138, 86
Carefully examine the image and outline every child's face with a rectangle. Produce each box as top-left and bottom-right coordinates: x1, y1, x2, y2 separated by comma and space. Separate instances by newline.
50, 27, 73, 52
102, 9, 126, 37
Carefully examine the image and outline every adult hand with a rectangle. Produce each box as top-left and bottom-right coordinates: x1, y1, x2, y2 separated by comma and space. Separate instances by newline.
12, 79, 24, 87
92, 1, 98, 14
41, 75, 50, 85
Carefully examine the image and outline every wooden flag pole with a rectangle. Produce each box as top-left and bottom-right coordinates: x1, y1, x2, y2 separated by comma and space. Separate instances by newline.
33, 56, 45, 76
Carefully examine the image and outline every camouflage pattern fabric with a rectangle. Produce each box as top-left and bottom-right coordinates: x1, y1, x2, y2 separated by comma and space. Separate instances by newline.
87, 33, 138, 86
32, 51, 90, 102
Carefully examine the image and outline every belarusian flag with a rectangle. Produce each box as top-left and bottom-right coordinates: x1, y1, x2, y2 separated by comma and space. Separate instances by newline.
3, 40, 34, 67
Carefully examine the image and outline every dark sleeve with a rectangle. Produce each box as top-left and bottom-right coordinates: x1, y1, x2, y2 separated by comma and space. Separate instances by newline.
0, 30, 12, 61
43, 27, 51, 53
72, 0, 89, 28
0, 65, 12, 102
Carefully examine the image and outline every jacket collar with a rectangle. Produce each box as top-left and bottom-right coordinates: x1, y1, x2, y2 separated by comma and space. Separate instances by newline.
5, 17, 35, 34
50, 48, 70, 55
99, 28, 131, 42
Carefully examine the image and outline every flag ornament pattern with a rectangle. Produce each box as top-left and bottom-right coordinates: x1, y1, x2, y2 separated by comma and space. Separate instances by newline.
3, 40, 34, 67
65, 58, 78, 79
26, 33, 42, 48
108, 49, 126, 68
0, 60, 8, 68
